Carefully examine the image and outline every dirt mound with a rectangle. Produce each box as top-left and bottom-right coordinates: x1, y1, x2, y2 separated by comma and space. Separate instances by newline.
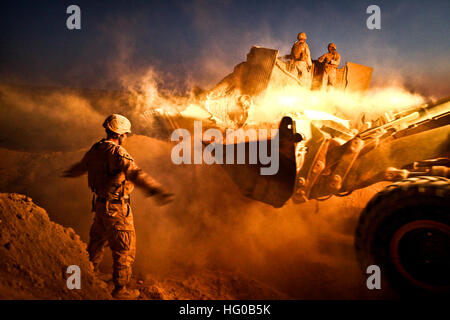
0, 193, 111, 299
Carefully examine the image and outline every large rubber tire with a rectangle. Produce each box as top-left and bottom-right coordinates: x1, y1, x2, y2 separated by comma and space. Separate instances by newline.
355, 176, 450, 296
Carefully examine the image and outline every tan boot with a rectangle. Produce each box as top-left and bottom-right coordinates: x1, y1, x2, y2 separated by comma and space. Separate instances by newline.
112, 286, 140, 300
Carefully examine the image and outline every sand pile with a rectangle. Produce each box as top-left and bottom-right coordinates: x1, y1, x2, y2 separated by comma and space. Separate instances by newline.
0, 193, 111, 299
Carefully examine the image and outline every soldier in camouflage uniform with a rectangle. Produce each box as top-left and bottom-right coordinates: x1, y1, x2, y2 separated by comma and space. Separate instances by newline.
290, 32, 313, 87
63, 114, 173, 299
318, 43, 341, 89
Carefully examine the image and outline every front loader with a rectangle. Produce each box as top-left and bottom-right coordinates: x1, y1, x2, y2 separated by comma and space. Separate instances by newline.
221, 96, 449, 295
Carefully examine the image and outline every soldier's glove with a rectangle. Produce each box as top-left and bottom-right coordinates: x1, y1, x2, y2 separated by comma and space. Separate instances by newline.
153, 192, 174, 206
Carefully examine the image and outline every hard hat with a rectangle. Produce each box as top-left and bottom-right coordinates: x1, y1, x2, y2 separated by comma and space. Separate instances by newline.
103, 114, 131, 135
297, 32, 307, 40
328, 43, 337, 50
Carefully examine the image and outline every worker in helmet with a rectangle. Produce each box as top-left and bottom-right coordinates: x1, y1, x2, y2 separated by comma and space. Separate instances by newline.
62, 114, 174, 299
318, 43, 341, 89
290, 32, 313, 87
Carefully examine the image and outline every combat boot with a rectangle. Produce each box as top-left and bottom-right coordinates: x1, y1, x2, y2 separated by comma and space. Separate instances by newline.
112, 286, 140, 300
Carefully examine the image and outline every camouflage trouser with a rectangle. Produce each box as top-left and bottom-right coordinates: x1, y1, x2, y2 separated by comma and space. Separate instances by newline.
322, 67, 337, 89
293, 60, 311, 87
88, 199, 136, 287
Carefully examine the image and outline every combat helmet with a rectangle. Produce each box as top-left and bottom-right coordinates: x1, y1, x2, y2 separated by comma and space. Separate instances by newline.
297, 32, 307, 40
103, 114, 132, 135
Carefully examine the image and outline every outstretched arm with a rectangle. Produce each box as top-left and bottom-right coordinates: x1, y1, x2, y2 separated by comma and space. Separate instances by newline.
114, 145, 174, 205
127, 165, 174, 205
118, 151, 174, 205
62, 154, 88, 178
126, 162, 164, 196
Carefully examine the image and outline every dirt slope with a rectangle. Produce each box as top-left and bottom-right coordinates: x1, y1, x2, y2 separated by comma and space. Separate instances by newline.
0, 193, 111, 299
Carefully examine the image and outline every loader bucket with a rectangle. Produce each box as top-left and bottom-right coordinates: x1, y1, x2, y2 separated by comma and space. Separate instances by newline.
216, 117, 298, 208
342, 62, 373, 92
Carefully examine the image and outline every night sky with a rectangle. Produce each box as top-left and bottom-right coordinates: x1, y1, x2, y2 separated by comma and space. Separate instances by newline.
1, 0, 449, 96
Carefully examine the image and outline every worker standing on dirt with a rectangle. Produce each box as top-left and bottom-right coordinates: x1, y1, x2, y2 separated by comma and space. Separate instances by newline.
62, 114, 173, 300
290, 32, 313, 87
318, 43, 341, 89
